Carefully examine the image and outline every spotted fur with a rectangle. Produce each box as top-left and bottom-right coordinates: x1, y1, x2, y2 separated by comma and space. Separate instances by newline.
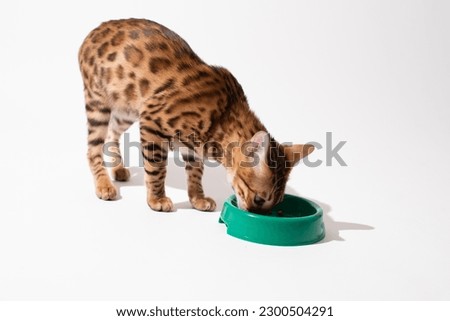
78, 19, 314, 212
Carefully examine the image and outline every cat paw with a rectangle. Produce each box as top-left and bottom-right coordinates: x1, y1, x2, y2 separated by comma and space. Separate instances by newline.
191, 197, 216, 212
148, 196, 175, 212
95, 178, 117, 200
112, 167, 130, 182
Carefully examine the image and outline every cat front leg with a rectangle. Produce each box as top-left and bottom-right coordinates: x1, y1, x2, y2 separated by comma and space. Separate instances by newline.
140, 126, 174, 212
182, 152, 216, 211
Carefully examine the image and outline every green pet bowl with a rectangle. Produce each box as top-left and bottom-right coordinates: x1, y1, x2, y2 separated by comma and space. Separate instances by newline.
219, 194, 325, 246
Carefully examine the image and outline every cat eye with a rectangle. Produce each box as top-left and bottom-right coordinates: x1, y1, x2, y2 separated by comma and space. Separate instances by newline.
254, 195, 265, 206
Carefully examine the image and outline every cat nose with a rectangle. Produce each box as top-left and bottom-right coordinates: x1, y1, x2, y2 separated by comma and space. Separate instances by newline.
254, 195, 265, 207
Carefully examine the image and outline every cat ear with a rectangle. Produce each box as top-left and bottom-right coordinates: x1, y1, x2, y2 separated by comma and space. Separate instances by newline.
283, 144, 315, 167
250, 131, 270, 166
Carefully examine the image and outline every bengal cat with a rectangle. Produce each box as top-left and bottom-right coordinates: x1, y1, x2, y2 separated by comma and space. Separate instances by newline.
78, 19, 314, 213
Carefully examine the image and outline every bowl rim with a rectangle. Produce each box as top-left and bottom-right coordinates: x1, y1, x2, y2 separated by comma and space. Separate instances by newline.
223, 194, 323, 222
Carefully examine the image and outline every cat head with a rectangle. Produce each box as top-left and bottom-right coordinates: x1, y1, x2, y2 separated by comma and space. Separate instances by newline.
227, 131, 314, 213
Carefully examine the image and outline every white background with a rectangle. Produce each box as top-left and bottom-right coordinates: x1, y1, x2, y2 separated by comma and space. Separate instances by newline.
0, 0, 449, 301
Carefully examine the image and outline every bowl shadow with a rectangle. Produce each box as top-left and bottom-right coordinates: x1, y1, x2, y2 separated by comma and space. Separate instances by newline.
284, 186, 374, 243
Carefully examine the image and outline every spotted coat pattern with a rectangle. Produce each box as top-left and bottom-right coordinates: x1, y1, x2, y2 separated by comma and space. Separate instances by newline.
78, 19, 313, 212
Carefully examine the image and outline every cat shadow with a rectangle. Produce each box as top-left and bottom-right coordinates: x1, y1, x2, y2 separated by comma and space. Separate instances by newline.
115, 158, 233, 209
116, 158, 374, 243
